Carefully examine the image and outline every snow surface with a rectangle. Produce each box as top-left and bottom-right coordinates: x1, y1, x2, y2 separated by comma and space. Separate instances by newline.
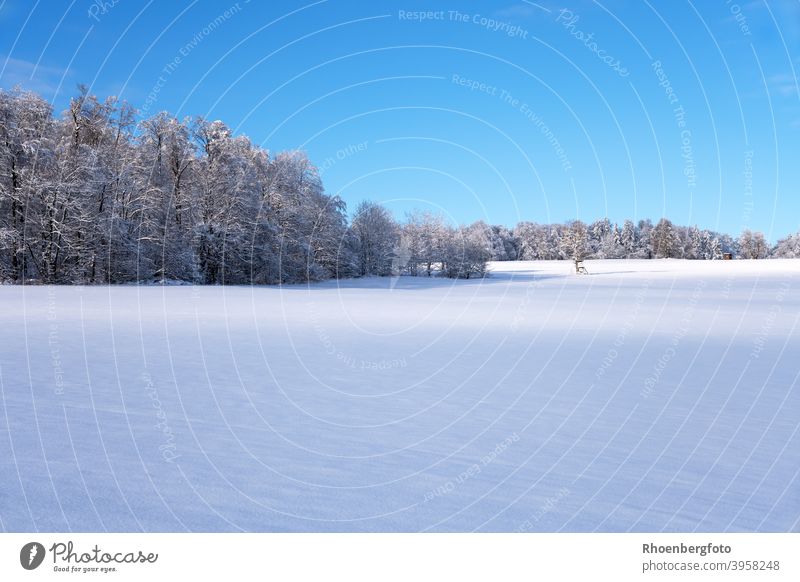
1, 259, 798, 532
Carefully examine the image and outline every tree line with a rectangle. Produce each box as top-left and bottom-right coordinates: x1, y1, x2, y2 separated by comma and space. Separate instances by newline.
1, 87, 798, 285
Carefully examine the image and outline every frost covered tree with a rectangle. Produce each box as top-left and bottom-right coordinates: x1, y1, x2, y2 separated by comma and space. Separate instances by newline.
513, 222, 542, 260
635, 219, 653, 258
717, 233, 738, 257
706, 233, 723, 260
133, 112, 198, 281
739, 229, 768, 259
771, 232, 800, 258
352, 200, 399, 276
259, 150, 354, 282
443, 222, 491, 279
0, 89, 54, 281
588, 218, 612, 257
687, 226, 703, 259
560, 220, 588, 261
652, 218, 679, 258
402, 210, 447, 276
513, 221, 562, 260
620, 219, 637, 258
487, 224, 518, 261
192, 118, 269, 283
596, 223, 623, 258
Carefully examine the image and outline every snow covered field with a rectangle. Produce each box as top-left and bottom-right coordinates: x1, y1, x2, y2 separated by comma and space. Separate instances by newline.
1, 259, 798, 532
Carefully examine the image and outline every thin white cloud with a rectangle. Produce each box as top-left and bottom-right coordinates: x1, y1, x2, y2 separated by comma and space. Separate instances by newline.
0, 56, 69, 95
766, 73, 799, 97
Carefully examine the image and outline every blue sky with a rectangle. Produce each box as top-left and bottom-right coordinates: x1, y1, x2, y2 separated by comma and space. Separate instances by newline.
1, 0, 798, 238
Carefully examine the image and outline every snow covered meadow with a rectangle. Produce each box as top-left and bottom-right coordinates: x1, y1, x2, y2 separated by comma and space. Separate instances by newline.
1, 259, 798, 532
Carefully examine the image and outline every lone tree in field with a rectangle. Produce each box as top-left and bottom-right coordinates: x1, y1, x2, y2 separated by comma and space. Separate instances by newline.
561, 220, 588, 260
561, 220, 589, 273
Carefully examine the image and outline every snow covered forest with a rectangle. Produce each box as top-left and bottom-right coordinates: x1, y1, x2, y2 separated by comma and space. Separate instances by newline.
1, 87, 798, 285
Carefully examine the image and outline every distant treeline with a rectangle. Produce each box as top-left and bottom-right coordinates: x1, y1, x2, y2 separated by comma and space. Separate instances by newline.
1, 87, 798, 284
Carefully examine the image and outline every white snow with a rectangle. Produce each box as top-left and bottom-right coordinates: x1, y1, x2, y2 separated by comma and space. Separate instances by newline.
1, 259, 798, 532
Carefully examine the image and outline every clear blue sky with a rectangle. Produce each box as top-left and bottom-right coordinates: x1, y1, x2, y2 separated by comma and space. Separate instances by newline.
1, 0, 798, 239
